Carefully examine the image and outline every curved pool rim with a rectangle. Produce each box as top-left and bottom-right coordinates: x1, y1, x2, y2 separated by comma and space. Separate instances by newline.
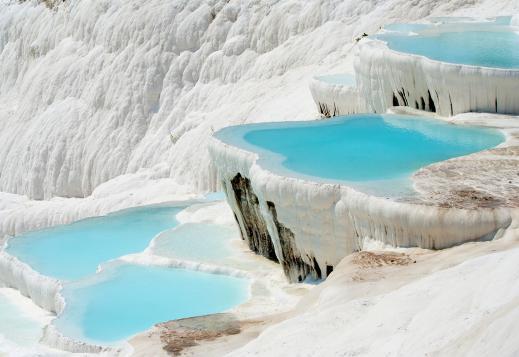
214, 114, 505, 197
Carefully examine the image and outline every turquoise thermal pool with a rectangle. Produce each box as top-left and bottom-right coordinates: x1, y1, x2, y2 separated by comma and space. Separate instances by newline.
215, 114, 504, 195
7, 205, 184, 280
55, 264, 249, 343
375, 17, 519, 69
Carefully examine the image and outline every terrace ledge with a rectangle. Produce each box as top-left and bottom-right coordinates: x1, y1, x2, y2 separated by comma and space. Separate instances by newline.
209, 109, 519, 282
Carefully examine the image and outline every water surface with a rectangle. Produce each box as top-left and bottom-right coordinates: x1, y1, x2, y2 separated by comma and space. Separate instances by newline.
7, 205, 184, 280
55, 264, 249, 343
5, 202, 250, 346
151, 223, 235, 263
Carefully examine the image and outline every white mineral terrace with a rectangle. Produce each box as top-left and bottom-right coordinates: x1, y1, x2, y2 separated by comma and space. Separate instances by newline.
1, 2, 519, 354
210, 109, 519, 283
356, 19, 519, 116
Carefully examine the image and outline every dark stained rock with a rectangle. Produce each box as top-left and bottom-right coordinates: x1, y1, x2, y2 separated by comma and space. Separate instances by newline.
230, 173, 278, 262
267, 201, 319, 282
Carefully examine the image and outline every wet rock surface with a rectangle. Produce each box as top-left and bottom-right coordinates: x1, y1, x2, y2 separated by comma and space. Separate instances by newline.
230, 174, 278, 262
267, 201, 318, 282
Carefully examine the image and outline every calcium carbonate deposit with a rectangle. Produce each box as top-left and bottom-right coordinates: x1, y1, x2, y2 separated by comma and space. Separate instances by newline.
1, 0, 515, 201
1, 0, 519, 356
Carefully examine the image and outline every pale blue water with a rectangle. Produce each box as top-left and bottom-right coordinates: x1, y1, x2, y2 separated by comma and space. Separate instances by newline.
55, 264, 249, 343
376, 20, 519, 68
5, 201, 250, 345
215, 114, 503, 195
204, 191, 227, 201
6, 205, 184, 280
151, 223, 235, 263
315, 74, 356, 86
428, 16, 512, 26
0, 292, 46, 347
383, 23, 429, 33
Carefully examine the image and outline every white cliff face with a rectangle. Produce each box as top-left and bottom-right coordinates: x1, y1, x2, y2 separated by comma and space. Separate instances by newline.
0, 0, 517, 200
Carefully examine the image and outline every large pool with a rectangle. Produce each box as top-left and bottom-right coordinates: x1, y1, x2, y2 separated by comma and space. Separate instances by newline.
215, 114, 503, 195
55, 264, 248, 343
375, 17, 519, 69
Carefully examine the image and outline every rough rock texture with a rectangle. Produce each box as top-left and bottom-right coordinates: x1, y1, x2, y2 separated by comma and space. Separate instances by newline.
267, 201, 318, 282
229, 174, 277, 262
414, 145, 519, 209
225, 171, 325, 282
356, 39, 519, 116
158, 314, 241, 356
350, 251, 415, 268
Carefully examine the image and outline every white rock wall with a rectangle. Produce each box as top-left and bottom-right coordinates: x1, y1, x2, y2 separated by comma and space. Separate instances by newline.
0, 251, 63, 313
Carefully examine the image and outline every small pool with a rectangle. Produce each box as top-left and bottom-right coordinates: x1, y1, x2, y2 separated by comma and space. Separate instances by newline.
6, 205, 184, 280
151, 223, 236, 263
375, 18, 519, 69
314, 74, 356, 86
215, 114, 503, 195
55, 264, 249, 343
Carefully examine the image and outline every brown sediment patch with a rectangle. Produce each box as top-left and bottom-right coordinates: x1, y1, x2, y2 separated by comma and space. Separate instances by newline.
413, 146, 519, 209
158, 313, 260, 356
489, 146, 519, 156
438, 188, 504, 209
351, 251, 415, 269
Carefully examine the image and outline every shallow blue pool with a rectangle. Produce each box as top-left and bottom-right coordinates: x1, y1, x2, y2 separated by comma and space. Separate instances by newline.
55, 264, 249, 343
376, 18, 519, 68
6, 205, 184, 280
215, 114, 503, 195
151, 223, 235, 263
